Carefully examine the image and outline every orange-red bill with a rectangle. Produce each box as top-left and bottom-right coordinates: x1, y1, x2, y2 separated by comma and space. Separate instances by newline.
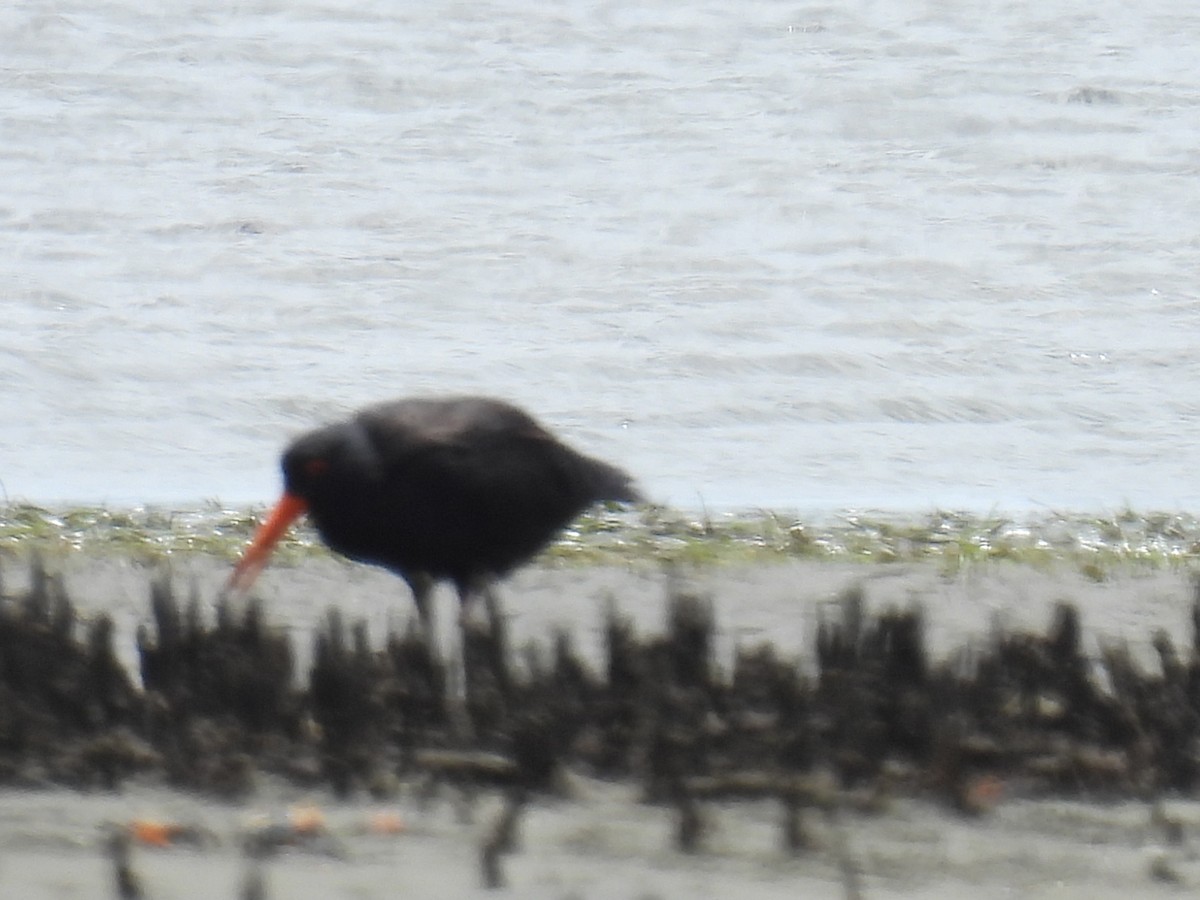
226, 491, 309, 594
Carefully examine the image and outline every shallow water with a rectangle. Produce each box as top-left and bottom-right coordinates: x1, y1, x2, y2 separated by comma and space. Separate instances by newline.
3, 0, 1200, 512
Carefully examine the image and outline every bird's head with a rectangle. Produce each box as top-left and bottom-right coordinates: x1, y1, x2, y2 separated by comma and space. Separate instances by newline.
280, 423, 377, 503
227, 421, 379, 596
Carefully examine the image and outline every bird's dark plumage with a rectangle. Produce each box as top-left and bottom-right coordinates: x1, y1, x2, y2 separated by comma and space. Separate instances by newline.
229, 396, 641, 624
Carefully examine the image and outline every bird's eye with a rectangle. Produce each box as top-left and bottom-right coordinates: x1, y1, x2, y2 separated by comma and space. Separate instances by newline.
305, 458, 330, 478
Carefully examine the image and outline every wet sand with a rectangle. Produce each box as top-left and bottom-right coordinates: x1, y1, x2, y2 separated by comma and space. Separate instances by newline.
2, 553, 1199, 898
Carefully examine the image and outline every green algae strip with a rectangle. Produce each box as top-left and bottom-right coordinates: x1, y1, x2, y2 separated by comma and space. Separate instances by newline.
3, 503, 1200, 577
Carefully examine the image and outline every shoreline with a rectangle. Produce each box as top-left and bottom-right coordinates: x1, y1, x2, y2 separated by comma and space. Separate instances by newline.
5, 502, 1200, 573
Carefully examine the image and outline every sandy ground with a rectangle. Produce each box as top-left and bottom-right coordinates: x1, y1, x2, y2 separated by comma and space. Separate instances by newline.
2, 553, 1199, 898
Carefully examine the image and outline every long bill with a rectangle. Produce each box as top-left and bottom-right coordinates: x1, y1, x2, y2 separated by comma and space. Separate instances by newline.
226, 491, 309, 595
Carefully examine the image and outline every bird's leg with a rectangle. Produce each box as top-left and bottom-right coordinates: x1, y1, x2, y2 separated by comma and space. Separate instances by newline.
480, 583, 505, 641
457, 578, 512, 702
406, 571, 465, 732
404, 571, 437, 643
454, 576, 502, 633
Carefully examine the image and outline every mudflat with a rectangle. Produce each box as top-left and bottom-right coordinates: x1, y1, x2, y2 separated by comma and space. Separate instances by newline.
1, 553, 1197, 898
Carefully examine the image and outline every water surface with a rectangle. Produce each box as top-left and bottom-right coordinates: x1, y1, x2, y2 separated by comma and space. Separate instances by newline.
3, 0, 1200, 513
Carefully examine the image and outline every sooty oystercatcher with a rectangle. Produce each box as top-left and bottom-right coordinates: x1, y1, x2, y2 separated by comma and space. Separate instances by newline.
227, 396, 642, 631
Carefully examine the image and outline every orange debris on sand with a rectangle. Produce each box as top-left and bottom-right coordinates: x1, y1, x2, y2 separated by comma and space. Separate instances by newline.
127, 818, 215, 849
366, 811, 406, 835
288, 804, 326, 834
962, 774, 1005, 815
129, 819, 174, 848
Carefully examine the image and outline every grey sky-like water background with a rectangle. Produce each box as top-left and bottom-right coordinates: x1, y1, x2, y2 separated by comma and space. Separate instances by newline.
4, 0, 1200, 515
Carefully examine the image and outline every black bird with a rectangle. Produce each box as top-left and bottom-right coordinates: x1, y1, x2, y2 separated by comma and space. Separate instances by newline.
228, 396, 642, 630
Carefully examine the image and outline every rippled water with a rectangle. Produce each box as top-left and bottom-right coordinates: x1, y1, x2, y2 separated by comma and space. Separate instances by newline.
3, 0, 1200, 513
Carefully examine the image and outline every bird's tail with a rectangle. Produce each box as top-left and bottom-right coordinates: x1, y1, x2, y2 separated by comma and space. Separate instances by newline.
583, 456, 644, 504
